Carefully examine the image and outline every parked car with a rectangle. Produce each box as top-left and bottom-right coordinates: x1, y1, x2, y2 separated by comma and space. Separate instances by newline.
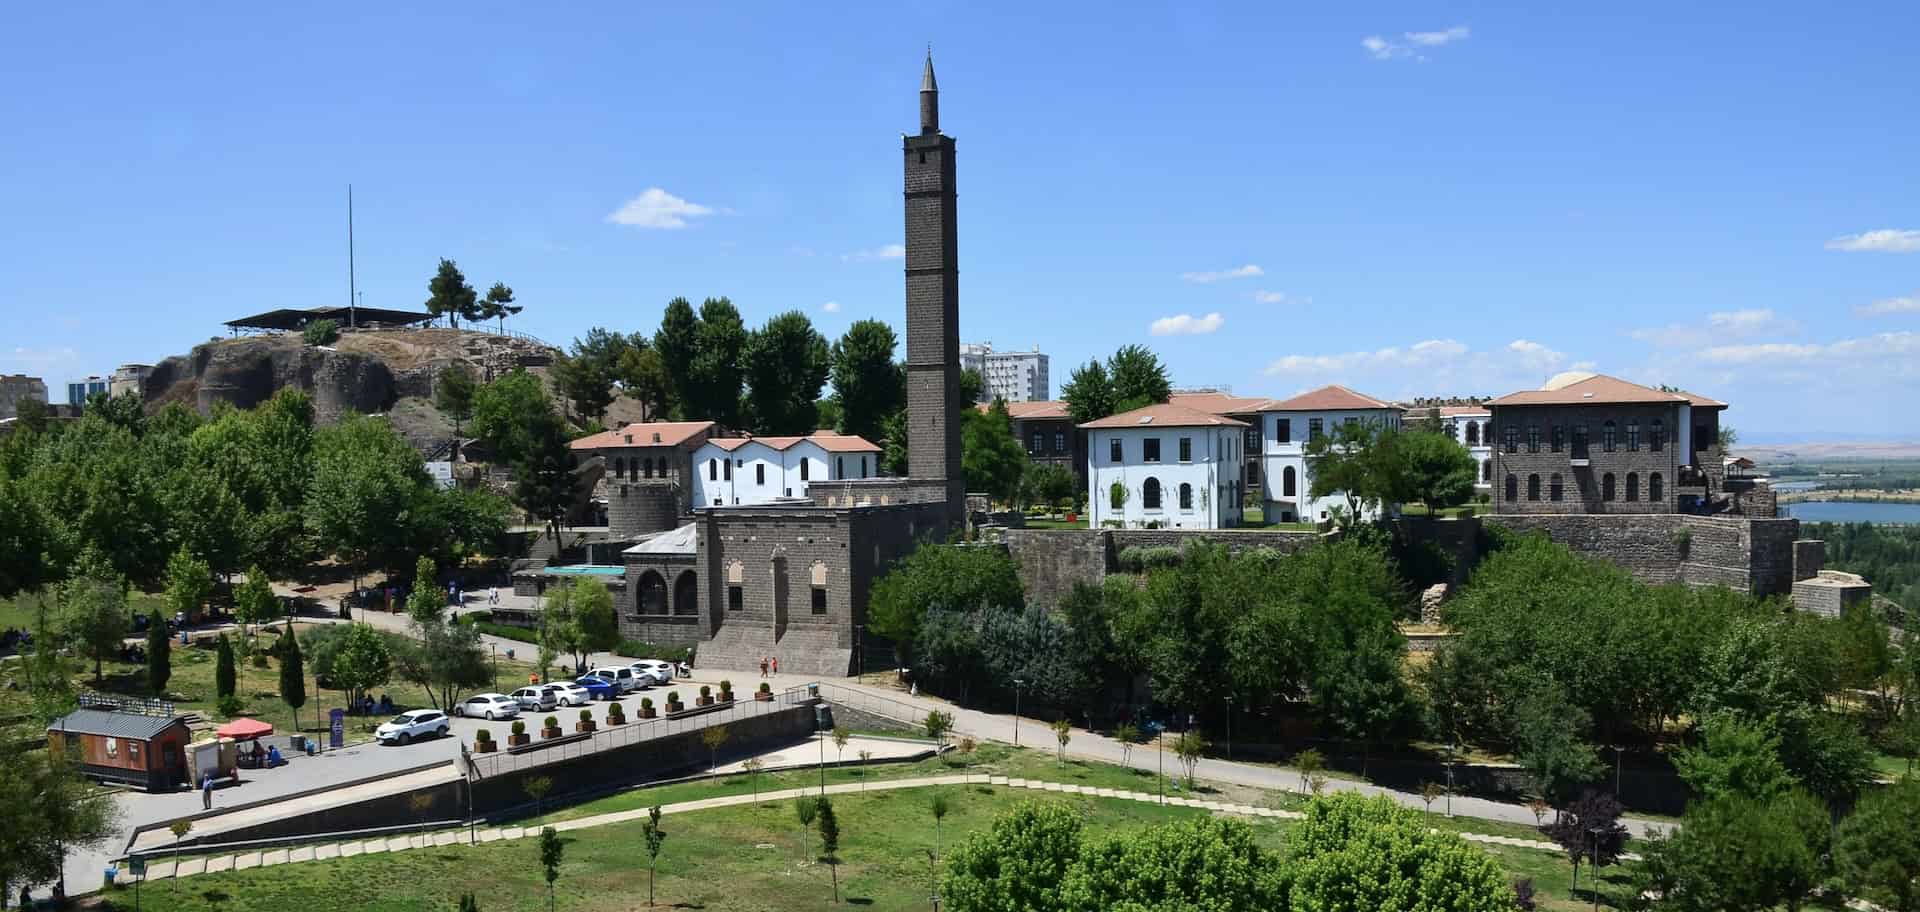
586, 666, 642, 694
573, 676, 618, 701
542, 682, 592, 707
630, 660, 674, 686
453, 693, 521, 720
510, 686, 560, 712
376, 709, 449, 745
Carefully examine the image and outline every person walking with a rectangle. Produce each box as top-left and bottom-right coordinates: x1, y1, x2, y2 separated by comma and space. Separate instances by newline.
201, 771, 215, 810
770, 656, 778, 675
760, 658, 768, 678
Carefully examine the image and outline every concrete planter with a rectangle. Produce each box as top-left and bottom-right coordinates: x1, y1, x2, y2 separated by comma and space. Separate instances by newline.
508, 733, 530, 747
575, 721, 597, 733
696, 696, 715, 707
666, 702, 685, 714
475, 739, 498, 753
754, 691, 774, 702
605, 714, 626, 726
540, 727, 563, 740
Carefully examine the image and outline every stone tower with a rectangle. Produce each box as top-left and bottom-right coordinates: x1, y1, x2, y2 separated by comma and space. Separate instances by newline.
903, 51, 964, 512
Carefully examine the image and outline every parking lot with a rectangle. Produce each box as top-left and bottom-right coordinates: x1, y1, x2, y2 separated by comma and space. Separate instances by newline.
373, 672, 783, 747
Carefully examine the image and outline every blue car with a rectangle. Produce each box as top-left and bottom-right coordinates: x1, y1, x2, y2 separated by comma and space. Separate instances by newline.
573, 676, 618, 701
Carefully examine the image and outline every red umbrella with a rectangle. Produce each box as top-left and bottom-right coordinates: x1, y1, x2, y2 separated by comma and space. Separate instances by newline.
215, 718, 274, 740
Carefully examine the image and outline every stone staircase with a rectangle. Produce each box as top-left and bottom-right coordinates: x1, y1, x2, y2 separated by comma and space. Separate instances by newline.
697, 621, 850, 678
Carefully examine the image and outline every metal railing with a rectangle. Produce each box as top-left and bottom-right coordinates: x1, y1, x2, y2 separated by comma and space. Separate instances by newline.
465, 685, 818, 778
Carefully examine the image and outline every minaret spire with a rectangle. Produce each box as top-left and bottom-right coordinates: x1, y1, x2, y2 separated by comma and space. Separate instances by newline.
919, 48, 940, 135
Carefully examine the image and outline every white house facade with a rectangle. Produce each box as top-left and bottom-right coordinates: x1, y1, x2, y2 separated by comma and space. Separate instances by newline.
1081, 404, 1247, 530
691, 432, 881, 507
1256, 385, 1402, 524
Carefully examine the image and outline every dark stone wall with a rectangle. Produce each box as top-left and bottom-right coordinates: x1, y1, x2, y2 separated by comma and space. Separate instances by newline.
1490, 402, 1691, 514
903, 130, 962, 488
1002, 530, 1109, 608
1489, 513, 1802, 597
1108, 529, 1322, 554
606, 479, 682, 538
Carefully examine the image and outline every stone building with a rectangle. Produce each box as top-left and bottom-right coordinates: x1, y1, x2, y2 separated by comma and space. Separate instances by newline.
1488, 372, 1746, 516
1082, 402, 1248, 530
568, 420, 718, 538
982, 400, 1084, 489
0, 374, 48, 420
110, 363, 153, 398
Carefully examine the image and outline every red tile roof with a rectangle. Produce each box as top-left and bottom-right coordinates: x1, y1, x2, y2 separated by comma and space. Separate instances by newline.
1168, 391, 1271, 415
1079, 402, 1249, 430
1256, 385, 1396, 412
972, 400, 1073, 419
570, 421, 716, 450
1490, 374, 1727, 408
697, 431, 880, 454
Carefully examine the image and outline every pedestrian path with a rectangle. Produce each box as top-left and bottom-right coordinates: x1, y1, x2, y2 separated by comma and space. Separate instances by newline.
123, 772, 1581, 885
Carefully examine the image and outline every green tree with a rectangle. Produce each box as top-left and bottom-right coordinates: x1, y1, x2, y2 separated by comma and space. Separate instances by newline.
469, 369, 553, 467
794, 795, 817, 863
551, 352, 615, 422
1020, 462, 1076, 509
514, 412, 577, 551
571, 576, 620, 661
1513, 685, 1605, 806
816, 796, 841, 902
879, 409, 910, 476
687, 297, 748, 427
1105, 345, 1171, 411
1062, 816, 1286, 911
301, 318, 340, 346
1673, 714, 1796, 802
616, 345, 674, 420
305, 414, 433, 585
0, 471, 52, 598
280, 619, 307, 731
1303, 418, 1395, 525
435, 364, 476, 434
963, 400, 1028, 505
744, 311, 831, 434
163, 545, 212, 623
406, 555, 445, 625
1635, 789, 1829, 912
0, 746, 121, 904
233, 565, 279, 634
1390, 426, 1479, 512
146, 608, 171, 695
941, 801, 1082, 912
1836, 778, 1920, 912
959, 367, 986, 406
481, 281, 520, 332
539, 581, 584, 677
215, 633, 237, 700
538, 826, 563, 912
1060, 359, 1115, 425
1287, 793, 1529, 912
425, 258, 477, 329
868, 543, 1025, 664
651, 297, 700, 418
322, 623, 393, 703
829, 320, 904, 442
58, 558, 129, 681
641, 805, 666, 907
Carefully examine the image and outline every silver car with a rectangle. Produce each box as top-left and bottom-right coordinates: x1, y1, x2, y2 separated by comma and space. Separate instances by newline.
541, 682, 592, 707
453, 693, 521, 720
509, 686, 559, 712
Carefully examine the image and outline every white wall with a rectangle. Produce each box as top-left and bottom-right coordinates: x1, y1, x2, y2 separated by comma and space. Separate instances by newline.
692, 441, 876, 507
1257, 408, 1403, 523
1085, 426, 1245, 529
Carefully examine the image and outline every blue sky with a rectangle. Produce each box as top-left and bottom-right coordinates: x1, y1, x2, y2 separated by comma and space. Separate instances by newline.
3, 2, 1915, 439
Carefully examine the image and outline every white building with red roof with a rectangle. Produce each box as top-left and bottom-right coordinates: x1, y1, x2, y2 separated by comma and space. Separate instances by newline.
1253, 385, 1402, 524
691, 430, 881, 508
1080, 403, 1248, 529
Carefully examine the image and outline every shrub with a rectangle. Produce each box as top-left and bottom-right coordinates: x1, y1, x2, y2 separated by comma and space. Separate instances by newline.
579, 708, 592, 721
511, 720, 526, 735
250, 652, 271, 669
1116, 545, 1183, 573
614, 638, 679, 659
641, 697, 654, 710
758, 682, 772, 694
668, 691, 681, 704
543, 715, 558, 729
700, 685, 711, 698
720, 679, 733, 694
216, 695, 244, 717
475, 728, 493, 743
302, 319, 340, 346
607, 704, 625, 721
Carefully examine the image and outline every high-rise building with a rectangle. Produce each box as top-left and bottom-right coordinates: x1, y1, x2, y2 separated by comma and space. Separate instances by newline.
957, 341, 1049, 403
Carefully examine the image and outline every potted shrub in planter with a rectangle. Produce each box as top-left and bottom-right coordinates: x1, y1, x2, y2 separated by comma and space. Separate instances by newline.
697, 685, 715, 708
575, 708, 597, 733
755, 682, 774, 702
508, 720, 530, 748
606, 703, 627, 725
638, 697, 657, 719
475, 729, 498, 753
718, 680, 735, 703
666, 691, 685, 714
541, 715, 563, 739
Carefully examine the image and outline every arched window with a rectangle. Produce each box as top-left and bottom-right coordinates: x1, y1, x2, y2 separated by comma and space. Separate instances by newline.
1650, 472, 1664, 501
1527, 474, 1541, 501
1626, 472, 1640, 501
1602, 472, 1617, 501
1650, 419, 1665, 452
1179, 483, 1193, 510
1550, 473, 1564, 501
1465, 422, 1480, 446
673, 570, 698, 615
1603, 421, 1618, 453
638, 570, 667, 615
1143, 477, 1162, 510
708, 458, 718, 480
1282, 466, 1298, 497
1504, 474, 1519, 502
1110, 481, 1126, 511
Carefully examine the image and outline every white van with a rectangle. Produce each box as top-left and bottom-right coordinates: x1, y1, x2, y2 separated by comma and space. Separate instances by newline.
587, 666, 641, 694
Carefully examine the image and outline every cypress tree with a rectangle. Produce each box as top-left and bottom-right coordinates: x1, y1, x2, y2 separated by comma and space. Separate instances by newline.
146, 609, 171, 696
279, 620, 306, 732
215, 633, 237, 699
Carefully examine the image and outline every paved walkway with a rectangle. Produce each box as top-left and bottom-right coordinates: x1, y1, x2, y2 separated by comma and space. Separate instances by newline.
122, 772, 1582, 885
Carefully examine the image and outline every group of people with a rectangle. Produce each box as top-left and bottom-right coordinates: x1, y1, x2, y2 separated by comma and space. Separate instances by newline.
350, 693, 396, 716
0, 627, 31, 655
758, 656, 779, 677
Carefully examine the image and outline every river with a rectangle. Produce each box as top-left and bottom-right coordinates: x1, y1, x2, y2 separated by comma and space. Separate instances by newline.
1781, 501, 1920, 524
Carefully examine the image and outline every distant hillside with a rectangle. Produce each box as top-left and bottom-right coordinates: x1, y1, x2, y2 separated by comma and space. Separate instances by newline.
1737, 442, 1920, 465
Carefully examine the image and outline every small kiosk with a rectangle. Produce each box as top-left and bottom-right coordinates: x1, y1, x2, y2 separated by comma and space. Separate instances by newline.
47, 709, 192, 792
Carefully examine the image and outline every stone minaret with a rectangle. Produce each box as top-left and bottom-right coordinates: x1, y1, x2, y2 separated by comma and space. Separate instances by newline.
903, 51, 963, 512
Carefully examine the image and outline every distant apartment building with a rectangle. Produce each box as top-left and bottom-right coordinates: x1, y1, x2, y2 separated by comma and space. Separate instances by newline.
958, 342, 1049, 403
0, 374, 49, 420
110, 364, 153, 398
66, 376, 109, 407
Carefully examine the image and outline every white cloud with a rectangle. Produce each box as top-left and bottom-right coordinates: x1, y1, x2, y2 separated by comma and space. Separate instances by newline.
1825, 229, 1920, 253
1857, 294, 1920, 317
1180, 264, 1264, 284
1362, 25, 1470, 60
1506, 339, 1568, 371
1630, 308, 1798, 348
1252, 290, 1309, 305
1, 346, 79, 376
604, 187, 716, 229
821, 301, 842, 314
1264, 338, 1470, 375
1258, 337, 1574, 400
842, 244, 905, 262
1701, 331, 1920, 367
1150, 312, 1226, 336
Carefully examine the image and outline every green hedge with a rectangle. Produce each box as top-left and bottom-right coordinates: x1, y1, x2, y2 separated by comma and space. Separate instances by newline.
615, 638, 686, 660
1115, 545, 1184, 573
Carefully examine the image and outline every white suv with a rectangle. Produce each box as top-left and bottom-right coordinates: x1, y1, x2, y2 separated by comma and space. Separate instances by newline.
376, 709, 449, 745
587, 666, 641, 694
630, 660, 674, 686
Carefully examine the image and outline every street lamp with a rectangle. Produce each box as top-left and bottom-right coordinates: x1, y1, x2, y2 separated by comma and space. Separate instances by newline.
1224, 695, 1233, 761
1012, 679, 1026, 748
1445, 741, 1457, 818
1588, 826, 1607, 912
1610, 744, 1626, 799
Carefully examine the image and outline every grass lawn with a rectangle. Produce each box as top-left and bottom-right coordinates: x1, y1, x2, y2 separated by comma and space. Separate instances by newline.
1874, 750, 1917, 779
0, 591, 170, 632
0, 623, 541, 740
1022, 516, 1088, 529
93, 771, 1638, 912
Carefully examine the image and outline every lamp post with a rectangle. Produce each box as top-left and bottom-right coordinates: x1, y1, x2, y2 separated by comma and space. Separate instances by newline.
1610, 744, 1625, 799
1588, 826, 1606, 912
1157, 724, 1165, 806
1012, 679, 1026, 748
1224, 695, 1233, 761
1445, 741, 1456, 818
